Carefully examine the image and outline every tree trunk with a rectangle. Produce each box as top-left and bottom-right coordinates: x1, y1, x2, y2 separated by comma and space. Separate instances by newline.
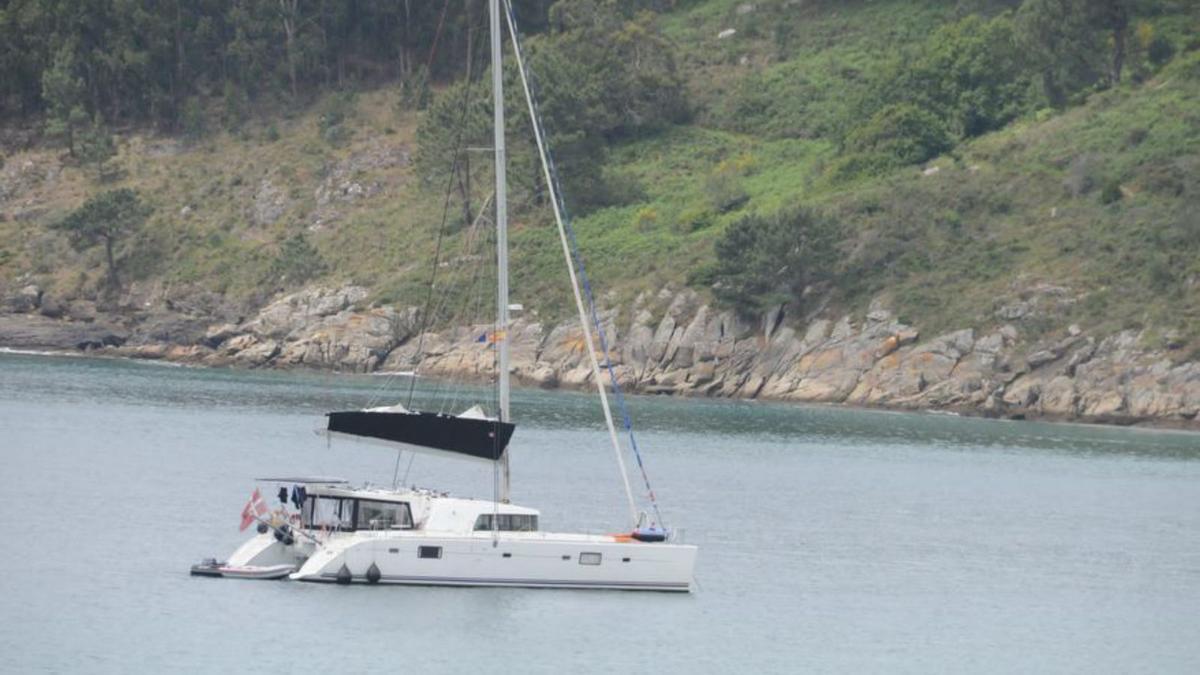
1111, 25, 1127, 85
104, 235, 120, 290
175, 0, 185, 119
1042, 69, 1066, 108
280, 0, 299, 99
319, 0, 329, 88
402, 0, 412, 78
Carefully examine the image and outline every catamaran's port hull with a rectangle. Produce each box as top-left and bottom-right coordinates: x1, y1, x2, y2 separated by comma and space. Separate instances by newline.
289, 533, 696, 592
297, 577, 690, 591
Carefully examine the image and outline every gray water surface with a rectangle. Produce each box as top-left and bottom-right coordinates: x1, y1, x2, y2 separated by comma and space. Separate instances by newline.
1, 352, 1198, 673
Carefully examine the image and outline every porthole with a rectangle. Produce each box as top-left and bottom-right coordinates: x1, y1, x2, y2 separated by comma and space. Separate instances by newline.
578, 552, 602, 566
418, 546, 442, 559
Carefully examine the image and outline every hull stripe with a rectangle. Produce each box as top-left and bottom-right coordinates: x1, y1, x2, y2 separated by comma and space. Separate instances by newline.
309, 572, 689, 590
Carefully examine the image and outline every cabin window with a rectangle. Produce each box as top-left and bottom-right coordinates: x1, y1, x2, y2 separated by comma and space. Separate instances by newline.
355, 500, 413, 530
418, 546, 442, 559
473, 513, 539, 532
578, 552, 602, 566
302, 496, 356, 530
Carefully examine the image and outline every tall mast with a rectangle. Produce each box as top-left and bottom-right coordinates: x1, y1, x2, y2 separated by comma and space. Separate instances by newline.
490, 0, 512, 503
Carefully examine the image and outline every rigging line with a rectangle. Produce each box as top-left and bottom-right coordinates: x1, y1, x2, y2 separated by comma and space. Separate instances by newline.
441, 224, 493, 415
424, 194, 494, 414
426, 227, 477, 413
504, 0, 665, 528
391, 450, 404, 490
455, 243, 495, 412
393, 55, 482, 411
400, 450, 417, 487
421, 222, 481, 412
491, 228, 503, 507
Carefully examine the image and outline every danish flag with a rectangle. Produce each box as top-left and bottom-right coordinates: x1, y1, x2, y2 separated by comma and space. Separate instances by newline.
239, 488, 269, 531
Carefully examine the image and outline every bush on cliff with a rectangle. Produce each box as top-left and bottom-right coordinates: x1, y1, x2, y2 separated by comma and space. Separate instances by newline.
704, 207, 840, 317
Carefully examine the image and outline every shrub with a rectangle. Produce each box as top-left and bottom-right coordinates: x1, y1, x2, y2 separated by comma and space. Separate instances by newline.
1138, 160, 1185, 197
709, 207, 840, 316
715, 64, 850, 140
823, 151, 900, 183
181, 97, 206, 140
269, 234, 326, 285
633, 206, 658, 231
397, 66, 431, 112
318, 92, 356, 146
321, 124, 351, 146
705, 167, 749, 213
863, 14, 1033, 140
1148, 35, 1175, 68
1063, 154, 1099, 197
222, 82, 249, 132
845, 103, 953, 167
77, 117, 117, 180
1099, 178, 1123, 204
1179, 51, 1200, 81
677, 204, 714, 233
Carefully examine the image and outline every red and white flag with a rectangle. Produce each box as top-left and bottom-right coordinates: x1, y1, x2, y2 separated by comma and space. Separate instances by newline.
239, 488, 268, 531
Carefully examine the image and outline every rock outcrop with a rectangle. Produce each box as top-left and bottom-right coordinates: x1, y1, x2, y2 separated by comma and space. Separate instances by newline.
2, 282, 1198, 429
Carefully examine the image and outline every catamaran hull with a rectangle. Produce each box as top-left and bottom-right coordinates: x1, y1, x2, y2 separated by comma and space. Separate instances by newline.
298, 576, 689, 591
289, 534, 696, 592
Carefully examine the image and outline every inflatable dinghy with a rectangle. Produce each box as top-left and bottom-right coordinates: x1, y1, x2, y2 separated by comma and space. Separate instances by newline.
190, 559, 294, 580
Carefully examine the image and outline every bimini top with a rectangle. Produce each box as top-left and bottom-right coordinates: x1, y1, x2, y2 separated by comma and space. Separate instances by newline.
325, 403, 515, 464
255, 476, 349, 484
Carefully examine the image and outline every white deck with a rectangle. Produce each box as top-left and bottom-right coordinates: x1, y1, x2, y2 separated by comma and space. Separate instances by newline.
223, 485, 695, 591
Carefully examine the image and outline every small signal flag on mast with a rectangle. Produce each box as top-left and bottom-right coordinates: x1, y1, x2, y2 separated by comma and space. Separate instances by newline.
475, 330, 506, 345
239, 488, 268, 531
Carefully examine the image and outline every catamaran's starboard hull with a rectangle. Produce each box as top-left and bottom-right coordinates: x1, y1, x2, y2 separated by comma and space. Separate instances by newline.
300, 576, 689, 592
289, 533, 696, 592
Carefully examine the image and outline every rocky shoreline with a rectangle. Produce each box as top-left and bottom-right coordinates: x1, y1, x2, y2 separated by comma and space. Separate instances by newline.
3, 283, 1199, 431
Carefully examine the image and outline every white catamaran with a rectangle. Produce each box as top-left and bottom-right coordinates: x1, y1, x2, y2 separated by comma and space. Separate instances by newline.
191, 0, 696, 592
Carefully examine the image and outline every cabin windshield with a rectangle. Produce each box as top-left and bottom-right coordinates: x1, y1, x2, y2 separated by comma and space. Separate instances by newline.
302, 496, 355, 530
356, 499, 413, 530
300, 496, 412, 531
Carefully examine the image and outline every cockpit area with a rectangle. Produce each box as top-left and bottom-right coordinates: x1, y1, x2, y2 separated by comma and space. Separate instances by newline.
300, 495, 414, 531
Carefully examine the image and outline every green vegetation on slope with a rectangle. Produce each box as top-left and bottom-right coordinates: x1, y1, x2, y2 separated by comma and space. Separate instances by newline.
1, 0, 1198, 353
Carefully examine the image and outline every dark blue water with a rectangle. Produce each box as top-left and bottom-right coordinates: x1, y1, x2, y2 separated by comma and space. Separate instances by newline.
1, 352, 1198, 673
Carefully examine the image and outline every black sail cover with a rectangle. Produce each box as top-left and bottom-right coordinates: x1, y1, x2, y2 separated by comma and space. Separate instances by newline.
326, 410, 515, 462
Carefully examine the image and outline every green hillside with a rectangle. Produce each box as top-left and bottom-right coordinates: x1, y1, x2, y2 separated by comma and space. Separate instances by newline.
1, 0, 1198, 352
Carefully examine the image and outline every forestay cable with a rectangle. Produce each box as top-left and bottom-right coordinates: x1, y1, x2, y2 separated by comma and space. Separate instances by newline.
503, 1, 665, 529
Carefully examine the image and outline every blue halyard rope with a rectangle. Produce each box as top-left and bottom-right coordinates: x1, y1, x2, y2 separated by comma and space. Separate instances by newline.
504, 1, 665, 529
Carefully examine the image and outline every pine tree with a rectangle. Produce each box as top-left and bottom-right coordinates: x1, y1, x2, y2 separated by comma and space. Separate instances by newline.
55, 189, 151, 292
41, 45, 87, 156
